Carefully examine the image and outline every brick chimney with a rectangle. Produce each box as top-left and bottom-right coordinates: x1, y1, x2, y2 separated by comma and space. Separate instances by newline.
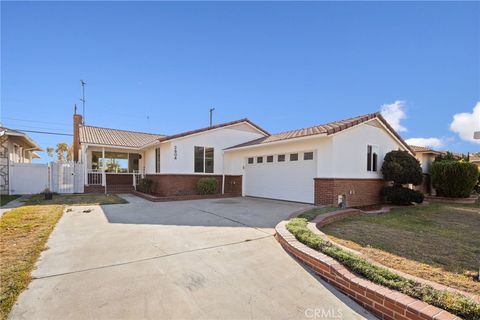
73, 107, 83, 162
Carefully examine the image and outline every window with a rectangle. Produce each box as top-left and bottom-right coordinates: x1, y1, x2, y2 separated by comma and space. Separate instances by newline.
367, 145, 379, 172
248, 157, 254, 164
304, 152, 314, 160
91, 151, 140, 173
278, 154, 285, 162
257, 156, 263, 163
290, 153, 298, 161
155, 148, 161, 173
267, 155, 274, 163
194, 146, 214, 173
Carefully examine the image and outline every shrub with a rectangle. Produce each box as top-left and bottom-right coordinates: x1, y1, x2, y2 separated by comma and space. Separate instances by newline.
381, 186, 424, 205
197, 178, 217, 195
381, 150, 423, 186
138, 178, 153, 194
430, 161, 479, 198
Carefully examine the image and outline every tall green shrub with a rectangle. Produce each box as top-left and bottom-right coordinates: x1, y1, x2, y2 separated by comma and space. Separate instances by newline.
381, 150, 423, 186
430, 161, 479, 198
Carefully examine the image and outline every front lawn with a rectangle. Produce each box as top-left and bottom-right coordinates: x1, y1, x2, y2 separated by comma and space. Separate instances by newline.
0, 205, 64, 320
0, 195, 21, 206
297, 206, 339, 221
26, 193, 128, 206
321, 203, 480, 294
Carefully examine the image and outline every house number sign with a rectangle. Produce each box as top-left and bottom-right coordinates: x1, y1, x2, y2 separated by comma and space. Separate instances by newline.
174, 146, 177, 160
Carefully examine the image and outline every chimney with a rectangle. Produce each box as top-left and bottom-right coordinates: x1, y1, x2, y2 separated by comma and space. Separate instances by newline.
73, 106, 82, 162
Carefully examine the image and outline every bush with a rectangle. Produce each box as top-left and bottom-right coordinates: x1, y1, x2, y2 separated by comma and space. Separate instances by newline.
430, 161, 479, 198
197, 178, 217, 195
381, 150, 423, 186
381, 186, 424, 205
138, 178, 153, 194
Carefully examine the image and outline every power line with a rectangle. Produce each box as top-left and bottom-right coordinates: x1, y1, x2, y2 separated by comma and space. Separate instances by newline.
1, 117, 70, 126
14, 129, 73, 136
2, 123, 71, 131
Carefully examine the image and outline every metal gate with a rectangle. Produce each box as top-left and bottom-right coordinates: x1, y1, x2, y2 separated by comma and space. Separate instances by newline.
50, 162, 84, 194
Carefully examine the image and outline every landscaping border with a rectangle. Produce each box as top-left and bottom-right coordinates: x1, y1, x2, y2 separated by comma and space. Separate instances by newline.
132, 190, 240, 202
275, 220, 461, 320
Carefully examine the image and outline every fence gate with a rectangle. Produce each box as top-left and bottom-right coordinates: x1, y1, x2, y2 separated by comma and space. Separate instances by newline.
50, 162, 84, 194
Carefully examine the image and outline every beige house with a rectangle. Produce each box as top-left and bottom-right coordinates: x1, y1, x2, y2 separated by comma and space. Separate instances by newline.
410, 145, 441, 195
0, 127, 42, 194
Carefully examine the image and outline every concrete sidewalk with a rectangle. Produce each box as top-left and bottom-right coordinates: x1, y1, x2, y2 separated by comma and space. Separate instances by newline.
0, 195, 28, 217
10, 195, 375, 319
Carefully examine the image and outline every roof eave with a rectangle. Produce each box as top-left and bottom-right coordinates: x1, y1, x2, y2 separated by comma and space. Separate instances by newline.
224, 133, 328, 152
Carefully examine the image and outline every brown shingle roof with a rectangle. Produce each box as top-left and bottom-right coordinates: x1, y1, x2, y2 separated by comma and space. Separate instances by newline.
160, 118, 269, 142
79, 125, 165, 148
409, 145, 440, 154
226, 112, 413, 153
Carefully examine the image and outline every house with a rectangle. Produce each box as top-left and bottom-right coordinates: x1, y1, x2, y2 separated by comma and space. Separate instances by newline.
0, 127, 42, 194
73, 111, 413, 207
409, 145, 441, 195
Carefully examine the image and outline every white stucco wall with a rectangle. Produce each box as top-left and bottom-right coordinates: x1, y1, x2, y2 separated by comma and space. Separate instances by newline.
415, 153, 435, 173
143, 123, 266, 174
330, 120, 407, 179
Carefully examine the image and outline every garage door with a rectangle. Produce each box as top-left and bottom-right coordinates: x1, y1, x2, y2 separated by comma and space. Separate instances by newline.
244, 152, 316, 203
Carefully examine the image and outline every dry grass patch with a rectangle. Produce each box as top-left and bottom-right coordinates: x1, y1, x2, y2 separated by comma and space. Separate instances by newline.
26, 193, 128, 206
0, 205, 63, 319
322, 203, 480, 294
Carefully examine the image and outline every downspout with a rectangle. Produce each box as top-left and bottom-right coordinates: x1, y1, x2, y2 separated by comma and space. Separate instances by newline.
222, 151, 225, 195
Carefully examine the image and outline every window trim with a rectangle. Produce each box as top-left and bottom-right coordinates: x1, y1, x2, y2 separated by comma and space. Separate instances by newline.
367, 144, 380, 172
278, 154, 286, 162
266, 155, 274, 163
289, 153, 299, 161
194, 146, 214, 173
256, 156, 263, 164
247, 157, 254, 164
303, 152, 314, 160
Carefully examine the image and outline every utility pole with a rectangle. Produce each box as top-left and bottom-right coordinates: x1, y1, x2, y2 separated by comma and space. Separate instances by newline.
209, 107, 215, 127
80, 80, 87, 124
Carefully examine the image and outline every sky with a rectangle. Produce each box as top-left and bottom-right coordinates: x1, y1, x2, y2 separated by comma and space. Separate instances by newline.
1, 1, 479, 163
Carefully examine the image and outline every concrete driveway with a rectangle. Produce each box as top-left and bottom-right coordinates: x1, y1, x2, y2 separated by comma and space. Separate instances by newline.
10, 195, 374, 320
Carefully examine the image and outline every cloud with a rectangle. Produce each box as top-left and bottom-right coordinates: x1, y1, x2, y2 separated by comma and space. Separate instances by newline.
405, 137, 445, 148
380, 101, 407, 132
450, 102, 480, 144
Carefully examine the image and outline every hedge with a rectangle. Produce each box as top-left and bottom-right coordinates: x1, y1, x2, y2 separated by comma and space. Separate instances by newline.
196, 178, 217, 195
430, 161, 479, 198
286, 218, 480, 320
381, 186, 424, 205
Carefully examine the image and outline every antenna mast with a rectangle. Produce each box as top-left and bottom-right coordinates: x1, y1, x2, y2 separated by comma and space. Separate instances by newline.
209, 107, 215, 127
80, 80, 87, 124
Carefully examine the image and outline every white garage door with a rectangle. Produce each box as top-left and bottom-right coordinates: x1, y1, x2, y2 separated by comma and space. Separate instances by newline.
244, 152, 316, 203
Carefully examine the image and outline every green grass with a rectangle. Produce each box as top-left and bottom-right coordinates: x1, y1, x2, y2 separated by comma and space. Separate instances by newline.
0, 195, 21, 207
0, 205, 64, 320
297, 206, 339, 221
26, 193, 128, 206
321, 203, 480, 294
286, 218, 480, 320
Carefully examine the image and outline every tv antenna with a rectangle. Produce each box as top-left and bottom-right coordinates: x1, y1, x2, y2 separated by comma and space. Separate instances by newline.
80, 80, 87, 124
209, 107, 215, 127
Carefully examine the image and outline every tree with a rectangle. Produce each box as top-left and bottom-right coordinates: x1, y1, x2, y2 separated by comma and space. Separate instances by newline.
46, 147, 54, 157
55, 143, 69, 161
381, 150, 423, 186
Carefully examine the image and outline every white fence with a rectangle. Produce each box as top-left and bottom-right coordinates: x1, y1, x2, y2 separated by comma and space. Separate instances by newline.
9, 163, 49, 195
8, 161, 84, 194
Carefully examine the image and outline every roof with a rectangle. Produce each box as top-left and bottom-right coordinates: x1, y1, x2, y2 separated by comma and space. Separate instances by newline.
409, 145, 441, 154
79, 125, 165, 148
0, 126, 42, 151
159, 118, 269, 142
226, 112, 414, 153
469, 154, 480, 163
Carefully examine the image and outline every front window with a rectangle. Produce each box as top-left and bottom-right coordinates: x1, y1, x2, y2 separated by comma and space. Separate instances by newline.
290, 153, 298, 161
155, 148, 161, 173
304, 152, 314, 160
367, 145, 379, 172
257, 156, 263, 163
194, 146, 214, 173
247, 157, 254, 164
92, 151, 140, 173
278, 154, 285, 162
266, 155, 274, 163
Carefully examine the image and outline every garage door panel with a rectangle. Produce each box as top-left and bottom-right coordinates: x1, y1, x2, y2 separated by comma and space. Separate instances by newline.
245, 158, 316, 203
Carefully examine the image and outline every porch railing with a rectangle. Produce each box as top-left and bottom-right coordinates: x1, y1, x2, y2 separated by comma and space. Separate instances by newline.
87, 170, 103, 185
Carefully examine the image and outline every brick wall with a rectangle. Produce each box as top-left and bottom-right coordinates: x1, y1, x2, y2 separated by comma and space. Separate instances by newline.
73, 114, 82, 162
106, 173, 133, 185
315, 178, 386, 207
145, 174, 242, 197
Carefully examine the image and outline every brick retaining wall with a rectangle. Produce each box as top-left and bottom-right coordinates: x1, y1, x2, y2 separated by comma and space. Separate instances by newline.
275, 221, 459, 320
314, 178, 387, 207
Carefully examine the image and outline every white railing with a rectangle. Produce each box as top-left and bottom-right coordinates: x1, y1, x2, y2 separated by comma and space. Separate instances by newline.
87, 170, 103, 185
133, 172, 141, 190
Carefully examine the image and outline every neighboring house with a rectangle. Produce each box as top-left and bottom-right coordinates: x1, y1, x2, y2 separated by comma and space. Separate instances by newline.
410, 145, 441, 195
0, 127, 42, 194
469, 154, 480, 167
73, 112, 413, 207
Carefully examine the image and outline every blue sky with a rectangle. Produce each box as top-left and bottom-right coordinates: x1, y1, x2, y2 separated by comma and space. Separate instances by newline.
2, 1, 479, 163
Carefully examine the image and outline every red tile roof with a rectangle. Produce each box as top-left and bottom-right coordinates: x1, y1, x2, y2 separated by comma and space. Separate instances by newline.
227, 112, 413, 153
159, 118, 269, 142
79, 125, 165, 148
409, 145, 441, 154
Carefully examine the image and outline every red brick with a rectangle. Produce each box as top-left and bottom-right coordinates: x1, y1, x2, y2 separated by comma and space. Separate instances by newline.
384, 300, 406, 315
374, 302, 394, 317
314, 178, 387, 207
